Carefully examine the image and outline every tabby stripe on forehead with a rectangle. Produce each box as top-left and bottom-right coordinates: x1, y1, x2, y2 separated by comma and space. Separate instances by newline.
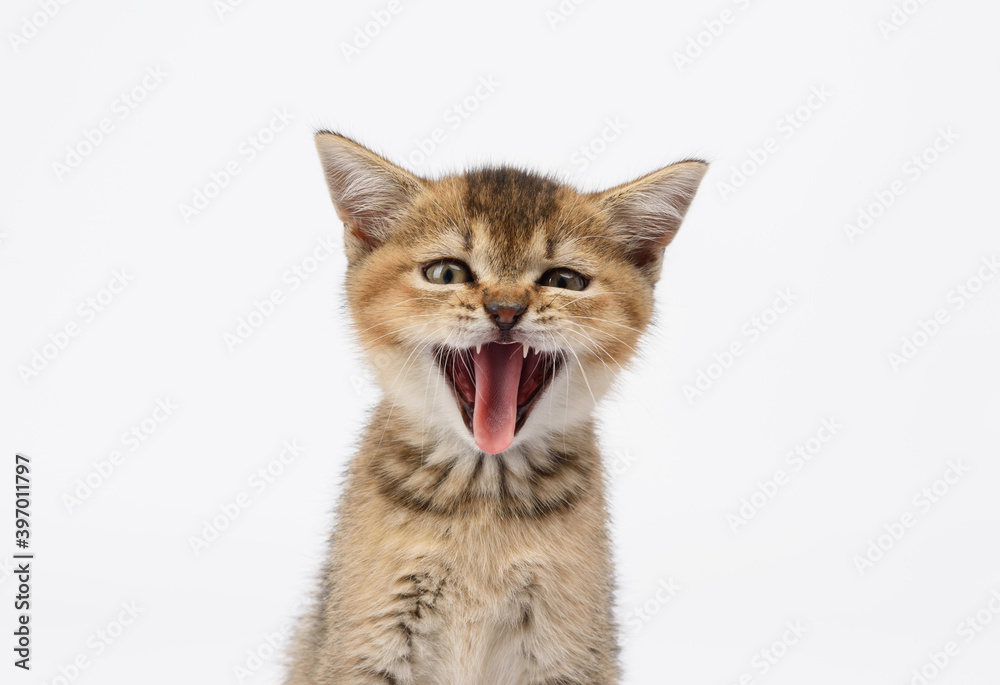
545, 235, 557, 260
462, 168, 563, 272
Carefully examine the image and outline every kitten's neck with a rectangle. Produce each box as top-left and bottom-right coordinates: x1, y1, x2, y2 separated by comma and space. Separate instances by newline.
358, 401, 603, 518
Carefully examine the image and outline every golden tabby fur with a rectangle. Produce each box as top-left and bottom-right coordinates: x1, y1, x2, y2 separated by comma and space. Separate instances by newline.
284, 133, 707, 684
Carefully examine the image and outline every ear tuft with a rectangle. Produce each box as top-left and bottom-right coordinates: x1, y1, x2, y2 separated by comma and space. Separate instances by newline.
314, 132, 423, 257
593, 160, 708, 273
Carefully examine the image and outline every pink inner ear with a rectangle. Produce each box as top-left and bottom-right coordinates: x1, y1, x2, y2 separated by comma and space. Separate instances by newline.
596, 160, 709, 268
332, 183, 400, 250
629, 228, 677, 267
347, 222, 380, 249
333, 199, 382, 249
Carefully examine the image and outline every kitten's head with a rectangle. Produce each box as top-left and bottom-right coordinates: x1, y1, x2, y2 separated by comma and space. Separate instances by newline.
316, 132, 707, 455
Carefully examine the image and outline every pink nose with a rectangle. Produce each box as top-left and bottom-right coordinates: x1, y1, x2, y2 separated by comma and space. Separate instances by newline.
485, 302, 525, 330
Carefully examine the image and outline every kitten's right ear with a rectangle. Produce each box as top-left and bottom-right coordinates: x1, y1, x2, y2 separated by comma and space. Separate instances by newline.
591, 159, 708, 279
314, 132, 423, 259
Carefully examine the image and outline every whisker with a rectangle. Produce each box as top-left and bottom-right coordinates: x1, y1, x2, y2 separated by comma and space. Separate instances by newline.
391, 296, 449, 307
562, 327, 624, 375
554, 291, 629, 310
420, 329, 453, 464
552, 330, 597, 406
539, 330, 571, 453
362, 320, 440, 346
374, 335, 438, 454
354, 313, 438, 336
564, 320, 643, 358
569, 315, 645, 334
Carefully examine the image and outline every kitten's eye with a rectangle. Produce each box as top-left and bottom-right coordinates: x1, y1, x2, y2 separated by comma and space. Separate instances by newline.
538, 268, 588, 291
424, 260, 473, 285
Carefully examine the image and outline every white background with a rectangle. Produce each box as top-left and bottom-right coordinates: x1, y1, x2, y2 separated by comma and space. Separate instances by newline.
2, 0, 999, 683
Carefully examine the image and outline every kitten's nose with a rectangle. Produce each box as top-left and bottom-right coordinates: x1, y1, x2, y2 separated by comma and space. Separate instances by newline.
485, 301, 526, 332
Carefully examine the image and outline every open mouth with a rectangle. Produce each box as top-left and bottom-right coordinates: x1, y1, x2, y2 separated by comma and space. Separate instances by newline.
435, 342, 563, 454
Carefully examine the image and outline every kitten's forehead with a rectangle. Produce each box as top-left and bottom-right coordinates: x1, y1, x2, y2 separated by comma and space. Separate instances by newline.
462, 167, 563, 233
455, 167, 600, 277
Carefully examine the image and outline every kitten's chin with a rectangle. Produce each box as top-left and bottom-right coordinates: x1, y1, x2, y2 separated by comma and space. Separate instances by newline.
434, 343, 563, 455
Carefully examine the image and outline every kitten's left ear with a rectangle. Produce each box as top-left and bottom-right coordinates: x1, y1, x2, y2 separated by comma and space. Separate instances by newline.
592, 160, 708, 277
314, 131, 424, 260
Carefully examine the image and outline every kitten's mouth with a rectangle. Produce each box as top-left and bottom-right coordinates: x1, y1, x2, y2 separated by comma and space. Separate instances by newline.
435, 342, 562, 454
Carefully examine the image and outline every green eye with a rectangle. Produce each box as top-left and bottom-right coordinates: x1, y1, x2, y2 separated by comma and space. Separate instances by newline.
539, 268, 588, 291
424, 260, 473, 285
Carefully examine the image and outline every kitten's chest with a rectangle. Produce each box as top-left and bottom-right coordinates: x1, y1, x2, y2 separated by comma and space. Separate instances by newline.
406, 521, 540, 684
412, 512, 543, 606
351, 441, 604, 682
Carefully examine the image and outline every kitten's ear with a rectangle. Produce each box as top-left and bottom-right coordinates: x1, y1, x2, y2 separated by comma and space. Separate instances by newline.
314, 132, 424, 259
592, 160, 708, 277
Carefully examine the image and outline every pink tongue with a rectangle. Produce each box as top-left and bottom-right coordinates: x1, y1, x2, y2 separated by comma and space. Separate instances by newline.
472, 343, 524, 454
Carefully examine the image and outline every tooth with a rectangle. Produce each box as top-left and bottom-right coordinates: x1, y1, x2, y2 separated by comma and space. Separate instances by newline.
475, 344, 482, 354
523, 343, 529, 358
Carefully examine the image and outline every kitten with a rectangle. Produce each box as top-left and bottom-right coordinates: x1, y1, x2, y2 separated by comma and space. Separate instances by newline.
285, 132, 707, 685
